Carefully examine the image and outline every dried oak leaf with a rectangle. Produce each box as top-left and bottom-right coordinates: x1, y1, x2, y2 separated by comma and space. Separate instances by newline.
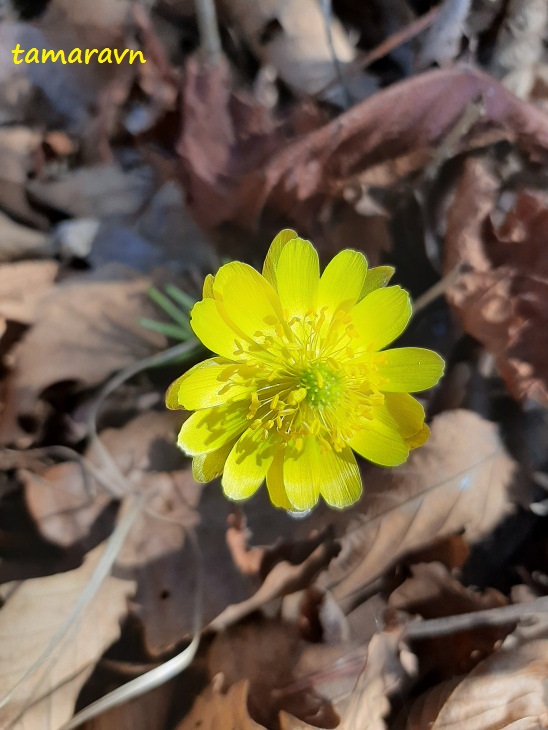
179, 64, 548, 250
445, 157, 548, 404
0, 544, 135, 730
279, 631, 413, 730
176, 675, 266, 730
0, 260, 58, 338
402, 637, 548, 729
21, 411, 184, 548
316, 410, 515, 610
389, 562, 510, 676
0, 264, 165, 446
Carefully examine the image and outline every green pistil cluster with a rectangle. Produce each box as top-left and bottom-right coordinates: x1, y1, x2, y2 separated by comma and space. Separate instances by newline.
299, 363, 343, 407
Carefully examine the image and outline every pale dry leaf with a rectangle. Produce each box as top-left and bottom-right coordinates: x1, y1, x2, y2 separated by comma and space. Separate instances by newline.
0, 544, 135, 730
220, 0, 376, 105
20, 411, 184, 548
0, 260, 58, 333
319, 410, 515, 608
0, 264, 166, 446
176, 675, 266, 730
0, 211, 52, 263
403, 638, 548, 729
27, 165, 154, 220
490, 0, 548, 99
280, 631, 412, 730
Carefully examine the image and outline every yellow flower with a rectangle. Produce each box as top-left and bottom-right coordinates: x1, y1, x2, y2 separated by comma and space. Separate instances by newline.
167, 231, 444, 511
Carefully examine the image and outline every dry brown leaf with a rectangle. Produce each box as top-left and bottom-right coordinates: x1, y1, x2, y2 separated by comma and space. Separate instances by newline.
21, 411, 184, 547
280, 631, 413, 730
176, 675, 267, 730
317, 410, 515, 609
0, 544, 135, 730
179, 64, 548, 250
403, 638, 548, 729
445, 157, 548, 404
81, 681, 175, 730
0, 260, 58, 335
0, 264, 166, 446
209, 535, 340, 633
389, 562, 510, 676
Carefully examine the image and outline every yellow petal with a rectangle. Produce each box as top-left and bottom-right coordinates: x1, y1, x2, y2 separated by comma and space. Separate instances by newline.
266, 449, 293, 510
349, 419, 409, 467
190, 298, 241, 359
359, 266, 395, 299
276, 238, 319, 317
374, 347, 444, 392
378, 392, 425, 439
192, 439, 235, 482
406, 423, 430, 449
283, 438, 361, 510
262, 229, 298, 289
318, 249, 368, 315
167, 358, 250, 410
177, 402, 248, 456
222, 428, 278, 501
212, 261, 283, 339
351, 286, 412, 352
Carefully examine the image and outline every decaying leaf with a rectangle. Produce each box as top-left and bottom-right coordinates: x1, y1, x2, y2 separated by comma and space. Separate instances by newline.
176, 675, 266, 730
0, 260, 58, 335
445, 157, 548, 404
389, 562, 510, 676
318, 410, 515, 609
0, 544, 135, 730
0, 264, 166, 446
403, 636, 548, 729
179, 64, 548, 251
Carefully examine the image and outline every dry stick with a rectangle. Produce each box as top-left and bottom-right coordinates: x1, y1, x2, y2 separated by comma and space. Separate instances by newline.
318, 5, 441, 98
319, 0, 352, 108
194, 0, 222, 61
405, 596, 548, 640
412, 262, 467, 315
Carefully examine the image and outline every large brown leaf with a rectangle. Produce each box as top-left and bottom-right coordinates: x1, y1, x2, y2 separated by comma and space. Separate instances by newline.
319, 410, 515, 609
0, 544, 135, 730
179, 64, 548, 251
403, 637, 548, 729
0, 264, 165, 446
445, 157, 548, 404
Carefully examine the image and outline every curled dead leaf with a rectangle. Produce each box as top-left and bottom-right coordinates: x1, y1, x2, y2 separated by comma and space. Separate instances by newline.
402, 637, 548, 729
445, 157, 548, 404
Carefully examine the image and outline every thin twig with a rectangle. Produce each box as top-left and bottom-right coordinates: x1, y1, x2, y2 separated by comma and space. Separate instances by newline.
318, 5, 441, 98
194, 0, 222, 61
412, 261, 467, 314
319, 0, 352, 108
405, 596, 548, 640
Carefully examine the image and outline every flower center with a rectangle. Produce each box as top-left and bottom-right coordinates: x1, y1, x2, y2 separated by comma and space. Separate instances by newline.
299, 363, 342, 407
